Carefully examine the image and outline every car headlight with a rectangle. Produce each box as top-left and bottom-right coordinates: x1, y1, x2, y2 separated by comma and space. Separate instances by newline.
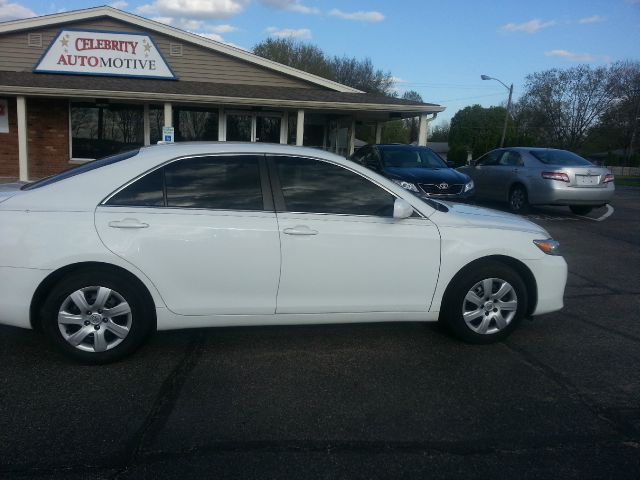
391, 179, 419, 193
533, 239, 561, 256
464, 180, 474, 192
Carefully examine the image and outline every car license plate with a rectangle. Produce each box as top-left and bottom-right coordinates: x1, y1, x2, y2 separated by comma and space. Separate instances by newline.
576, 175, 599, 186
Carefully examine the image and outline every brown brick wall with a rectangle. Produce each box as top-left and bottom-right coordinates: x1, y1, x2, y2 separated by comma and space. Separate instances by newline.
0, 97, 19, 179
27, 98, 70, 179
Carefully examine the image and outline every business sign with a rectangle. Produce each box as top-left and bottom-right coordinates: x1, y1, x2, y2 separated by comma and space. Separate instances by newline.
0, 99, 8, 133
34, 29, 176, 79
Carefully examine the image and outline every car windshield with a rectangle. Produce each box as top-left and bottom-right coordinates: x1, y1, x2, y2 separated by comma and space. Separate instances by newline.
530, 149, 592, 166
21, 150, 140, 190
380, 147, 447, 169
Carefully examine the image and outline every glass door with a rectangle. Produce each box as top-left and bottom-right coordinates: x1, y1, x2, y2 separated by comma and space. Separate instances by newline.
255, 115, 281, 143
226, 113, 252, 142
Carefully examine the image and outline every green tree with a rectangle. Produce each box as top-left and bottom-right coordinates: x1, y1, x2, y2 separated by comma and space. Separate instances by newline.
401, 90, 423, 142
449, 105, 508, 158
429, 121, 449, 142
381, 120, 409, 143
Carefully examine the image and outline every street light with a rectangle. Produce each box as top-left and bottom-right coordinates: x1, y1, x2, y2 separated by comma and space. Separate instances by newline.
481, 74, 513, 148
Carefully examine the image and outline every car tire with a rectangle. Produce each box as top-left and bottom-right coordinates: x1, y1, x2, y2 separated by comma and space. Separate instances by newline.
440, 261, 528, 344
40, 269, 154, 363
508, 185, 529, 213
569, 205, 593, 215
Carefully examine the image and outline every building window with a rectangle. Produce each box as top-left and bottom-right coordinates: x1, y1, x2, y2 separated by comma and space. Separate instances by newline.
149, 104, 164, 144
226, 112, 252, 142
70, 102, 144, 159
174, 107, 218, 141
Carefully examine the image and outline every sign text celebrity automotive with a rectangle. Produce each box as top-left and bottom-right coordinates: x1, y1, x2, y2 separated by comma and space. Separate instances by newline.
34, 30, 176, 79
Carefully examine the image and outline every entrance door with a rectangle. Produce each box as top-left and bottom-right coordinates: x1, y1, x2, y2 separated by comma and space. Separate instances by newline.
256, 115, 281, 143
226, 113, 252, 141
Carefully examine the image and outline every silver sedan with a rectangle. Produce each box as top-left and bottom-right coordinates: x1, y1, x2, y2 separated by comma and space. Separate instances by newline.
458, 148, 615, 214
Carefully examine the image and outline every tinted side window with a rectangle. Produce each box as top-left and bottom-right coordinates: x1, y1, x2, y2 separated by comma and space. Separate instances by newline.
500, 151, 523, 166
274, 156, 395, 217
165, 155, 263, 210
107, 168, 164, 207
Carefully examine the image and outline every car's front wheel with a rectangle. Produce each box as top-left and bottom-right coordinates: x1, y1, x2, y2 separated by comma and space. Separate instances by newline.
440, 261, 528, 344
41, 269, 154, 363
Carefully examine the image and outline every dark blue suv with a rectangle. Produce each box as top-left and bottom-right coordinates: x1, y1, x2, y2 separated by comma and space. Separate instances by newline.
351, 144, 475, 201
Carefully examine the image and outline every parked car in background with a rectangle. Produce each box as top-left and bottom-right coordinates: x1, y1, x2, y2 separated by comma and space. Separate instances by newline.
0, 143, 566, 363
351, 144, 475, 201
457, 148, 615, 214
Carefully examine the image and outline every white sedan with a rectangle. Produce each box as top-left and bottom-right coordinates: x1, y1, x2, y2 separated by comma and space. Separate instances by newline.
0, 143, 567, 363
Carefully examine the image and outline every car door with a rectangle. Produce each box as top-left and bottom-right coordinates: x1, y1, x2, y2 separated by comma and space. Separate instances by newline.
492, 150, 524, 201
470, 150, 501, 198
268, 154, 441, 314
95, 154, 281, 316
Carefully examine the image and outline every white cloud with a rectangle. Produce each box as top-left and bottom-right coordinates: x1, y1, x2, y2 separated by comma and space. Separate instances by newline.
545, 49, 596, 62
501, 19, 556, 34
329, 9, 384, 23
0, 0, 35, 21
109, 0, 129, 9
578, 15, 605, 24
208, 24, 238, 33
138, 0, 249, 19
259, 0, 319, 15
194, 32, 224, 42
266, 26, 312, 39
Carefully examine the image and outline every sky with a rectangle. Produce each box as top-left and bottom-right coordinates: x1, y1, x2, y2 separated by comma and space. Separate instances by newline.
1, 0, 639, 126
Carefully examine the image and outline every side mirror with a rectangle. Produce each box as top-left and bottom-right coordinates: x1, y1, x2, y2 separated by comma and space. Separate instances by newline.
446, 160, 455, 168
393, 198, 414, 219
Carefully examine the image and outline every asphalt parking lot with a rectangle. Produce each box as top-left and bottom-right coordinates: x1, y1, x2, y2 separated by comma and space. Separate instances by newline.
1, 188, 639, 479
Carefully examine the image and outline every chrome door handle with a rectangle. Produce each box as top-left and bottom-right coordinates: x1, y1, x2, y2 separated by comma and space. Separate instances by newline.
108, 218, 149, 229
283, 225, 318, 235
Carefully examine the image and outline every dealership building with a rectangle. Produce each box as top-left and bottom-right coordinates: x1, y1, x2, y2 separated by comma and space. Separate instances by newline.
0, 6, 443, 181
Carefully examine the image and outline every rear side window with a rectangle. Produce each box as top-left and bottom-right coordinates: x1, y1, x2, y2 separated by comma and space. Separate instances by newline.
475, 151, 502, 166
22, 150, 140, 191
273, 156, 396, 217
107, 169, 164, 207
106, 155, 264, 211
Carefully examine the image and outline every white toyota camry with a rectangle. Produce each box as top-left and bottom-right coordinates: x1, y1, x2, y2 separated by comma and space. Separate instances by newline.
0, 143, 567, 363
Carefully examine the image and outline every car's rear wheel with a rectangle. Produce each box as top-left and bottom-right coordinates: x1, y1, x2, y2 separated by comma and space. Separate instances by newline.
569, 205, 593, 215
41, 270, 154, 363
508, 185, 529, 213
441, 262, 527, 344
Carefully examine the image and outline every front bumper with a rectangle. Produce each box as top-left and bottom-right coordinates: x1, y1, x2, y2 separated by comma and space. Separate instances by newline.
524, 255, 568, 316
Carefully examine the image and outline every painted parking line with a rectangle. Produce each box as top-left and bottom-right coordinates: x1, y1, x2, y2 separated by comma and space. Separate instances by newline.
579, 204, 614, 222
525, 204, 614, 222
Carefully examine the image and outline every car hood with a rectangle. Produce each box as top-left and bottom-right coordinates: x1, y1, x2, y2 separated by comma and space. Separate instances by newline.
383, 167, 469, 184
429, 201, 549, 236
0, 182, 25, 204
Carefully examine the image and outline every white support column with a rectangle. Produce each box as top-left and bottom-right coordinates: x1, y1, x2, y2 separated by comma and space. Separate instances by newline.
218, 107, 226, 141
296, 109, 304, 146
418, 113, 428, 146
348, 118, 356, 157
280, 111, 288, 144
143, 104, 150, 146
375, 122, 382, 144
163, 102, 172, 127
17, 96, 28, 181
